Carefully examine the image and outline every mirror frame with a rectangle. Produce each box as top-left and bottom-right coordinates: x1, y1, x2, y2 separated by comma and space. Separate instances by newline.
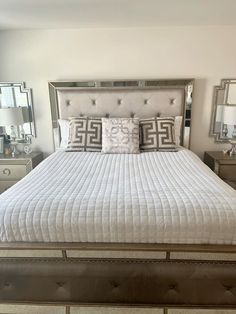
210, 78, 236, 142
0, 82, 36, 139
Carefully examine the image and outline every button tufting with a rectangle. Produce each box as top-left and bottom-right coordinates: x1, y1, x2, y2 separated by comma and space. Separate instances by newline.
169, 284, 177, 291
117, 99, 122, 105
110, 281, 119, 288
56, 282, 65, 287
170, 98, 176, 105
224, 285, 233, 291
66, 100, 71, 107
130, 112, 135, 118
92, 99, 96, 106
105, 113, 110, 118
144, 99, 148, 105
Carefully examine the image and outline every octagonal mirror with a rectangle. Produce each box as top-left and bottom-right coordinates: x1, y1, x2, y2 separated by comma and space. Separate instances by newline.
0, 82, 36, 143
210, 79, 236, 142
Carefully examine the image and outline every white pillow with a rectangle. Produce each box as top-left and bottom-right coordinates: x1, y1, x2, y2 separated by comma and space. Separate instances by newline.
58, 119, 70, 149
174, 116, 183, 146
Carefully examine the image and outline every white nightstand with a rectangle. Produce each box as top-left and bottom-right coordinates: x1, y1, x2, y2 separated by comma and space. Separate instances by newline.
0, 152, 43, 193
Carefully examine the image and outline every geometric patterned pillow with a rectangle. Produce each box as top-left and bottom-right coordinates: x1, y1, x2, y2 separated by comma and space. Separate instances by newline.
140, 117, 177, 152
66, 117, 102, 152
102, 118, 140, 154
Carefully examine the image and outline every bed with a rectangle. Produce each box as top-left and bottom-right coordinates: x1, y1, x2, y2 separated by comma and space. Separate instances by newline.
1, 148, 236, 244
0, 79, 236, 313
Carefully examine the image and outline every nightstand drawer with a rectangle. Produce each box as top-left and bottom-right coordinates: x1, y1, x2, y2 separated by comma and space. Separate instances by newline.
219, 165, 236, 181
0, 165, 28, 181
0, 181, 17, 193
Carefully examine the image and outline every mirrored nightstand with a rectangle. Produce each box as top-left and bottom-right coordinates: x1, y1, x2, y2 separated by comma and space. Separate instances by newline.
0, 152, 43, 193
204, 151, 236, 189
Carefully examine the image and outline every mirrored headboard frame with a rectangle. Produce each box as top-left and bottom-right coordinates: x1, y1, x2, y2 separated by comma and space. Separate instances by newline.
210, 78, 236, 142
48, 79, 194, 151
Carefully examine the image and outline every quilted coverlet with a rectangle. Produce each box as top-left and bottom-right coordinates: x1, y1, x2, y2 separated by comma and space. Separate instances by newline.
0, 149, 236, 243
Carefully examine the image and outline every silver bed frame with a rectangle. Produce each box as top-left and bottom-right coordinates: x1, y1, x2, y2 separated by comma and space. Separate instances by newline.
1, 79, 236, 313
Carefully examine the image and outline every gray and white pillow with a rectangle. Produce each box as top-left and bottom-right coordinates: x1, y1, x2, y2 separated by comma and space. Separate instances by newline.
102, 118, 140, 154
160, 115, 183, 146
66, 117, 102, 152
140, 117, 176, 151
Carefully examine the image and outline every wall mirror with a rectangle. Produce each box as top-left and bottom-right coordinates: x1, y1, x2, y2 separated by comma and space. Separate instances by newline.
0, 82, 35, 144
211, 79, 236, 143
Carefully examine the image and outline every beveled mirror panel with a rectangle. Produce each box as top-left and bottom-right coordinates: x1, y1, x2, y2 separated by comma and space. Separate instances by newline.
0, 82, 35, 142
211, 79, 236, 142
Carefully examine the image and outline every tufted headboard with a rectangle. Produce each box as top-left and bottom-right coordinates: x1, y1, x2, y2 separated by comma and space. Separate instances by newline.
48, 79, 194, 150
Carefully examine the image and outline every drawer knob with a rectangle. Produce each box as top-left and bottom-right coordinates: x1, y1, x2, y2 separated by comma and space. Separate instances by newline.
3, 168, 11, 176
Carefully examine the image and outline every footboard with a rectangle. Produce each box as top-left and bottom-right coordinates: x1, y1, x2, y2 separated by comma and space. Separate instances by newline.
0, 243, 236, 313
0, 257, 236, 309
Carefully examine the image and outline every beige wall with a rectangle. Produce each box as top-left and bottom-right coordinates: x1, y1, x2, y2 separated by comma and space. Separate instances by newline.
0, 26, 235, 157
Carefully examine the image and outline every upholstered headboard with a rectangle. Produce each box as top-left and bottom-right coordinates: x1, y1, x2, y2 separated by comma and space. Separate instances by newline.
49, 79, 194, 150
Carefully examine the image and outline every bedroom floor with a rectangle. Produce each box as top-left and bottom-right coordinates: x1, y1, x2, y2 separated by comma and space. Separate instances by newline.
0, 306, 235, 314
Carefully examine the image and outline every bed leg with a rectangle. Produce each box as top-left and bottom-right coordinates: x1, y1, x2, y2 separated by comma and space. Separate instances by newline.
66, 305, 70, 314
163, 307, 168, 314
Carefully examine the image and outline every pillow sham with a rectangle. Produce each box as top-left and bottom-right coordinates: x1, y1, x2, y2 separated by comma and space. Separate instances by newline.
140, 117, 176, 152
160, 115, 183, 146
174, 116, 183, 146
66, 117, 102, 152
58, 119, 70, 149
102, 118, 140, 154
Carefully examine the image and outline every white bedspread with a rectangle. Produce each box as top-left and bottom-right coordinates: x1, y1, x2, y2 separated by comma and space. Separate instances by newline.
0, 149, 236, 244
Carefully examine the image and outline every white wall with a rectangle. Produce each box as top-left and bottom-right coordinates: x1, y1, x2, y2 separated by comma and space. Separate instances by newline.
0, 26, 235, 157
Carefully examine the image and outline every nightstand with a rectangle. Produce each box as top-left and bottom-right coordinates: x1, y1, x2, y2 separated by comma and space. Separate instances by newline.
0, 152, 43, 193
204, 151, 236, 189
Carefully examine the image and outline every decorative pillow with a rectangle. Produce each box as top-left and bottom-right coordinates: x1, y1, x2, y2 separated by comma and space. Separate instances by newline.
174, 116, 183, 146
102, 118, 140, 154
66, 117, 102, 152
140, 117, 176, 151
58, 119, 70, 149
160, 115, 183, 146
